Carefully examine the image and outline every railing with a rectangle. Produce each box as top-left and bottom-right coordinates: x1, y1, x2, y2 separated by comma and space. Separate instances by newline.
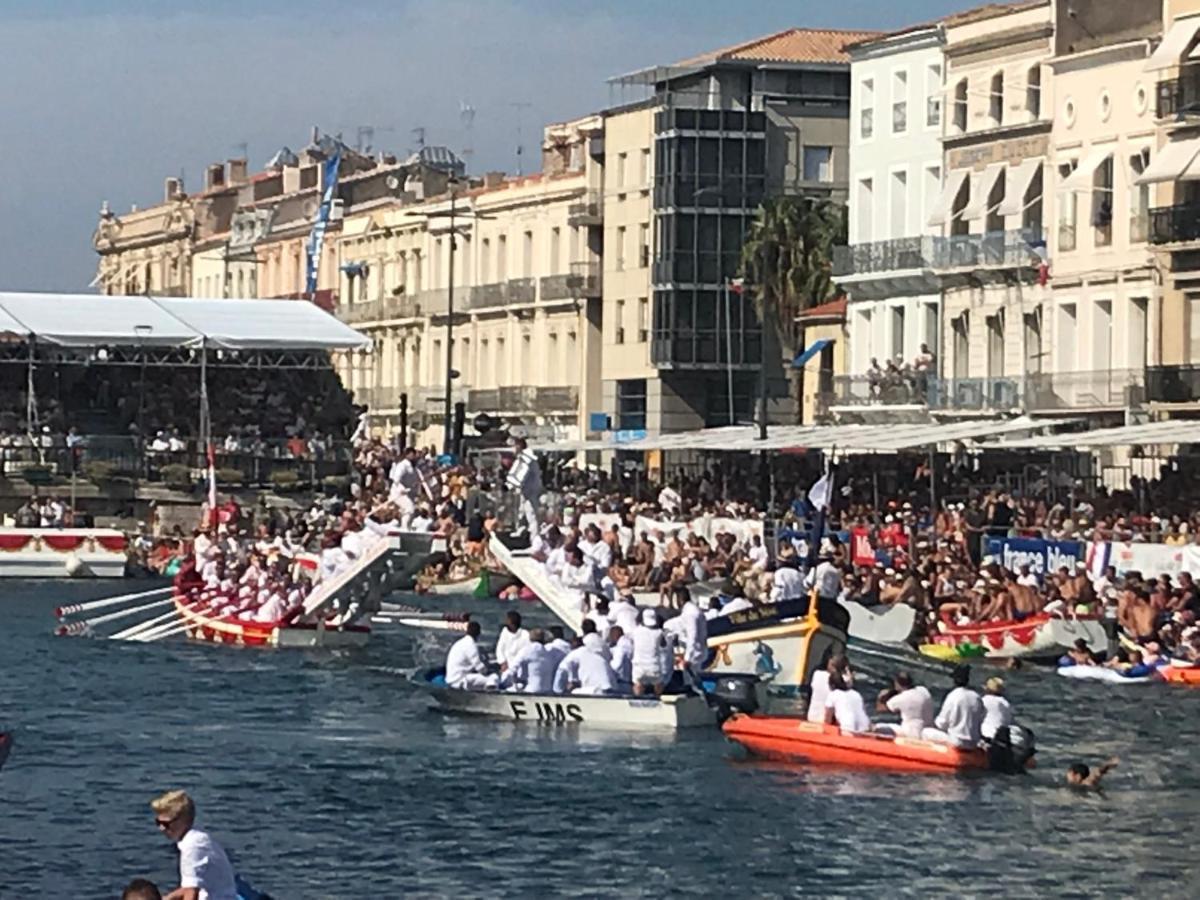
466, 385, 579, 414
358, 385, 445, 411
932, 229, 1044, 269
1025, 369, 1145, 411
567, 191, 603, 226
568, 261, 602, 297
1150, 203, 1200, 245
1156, 70, 1200, 119
833, 237, 934, 277
1145, 365, 1200, 404
468, 278, 536, 310
338, 290, 447, 323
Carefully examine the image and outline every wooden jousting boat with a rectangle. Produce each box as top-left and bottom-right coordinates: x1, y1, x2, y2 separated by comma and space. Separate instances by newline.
929, 612, 1107, 659
172, 597, 371, 649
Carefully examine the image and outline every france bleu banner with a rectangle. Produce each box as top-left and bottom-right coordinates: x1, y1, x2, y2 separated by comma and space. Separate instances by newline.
986, 536, 1085, 581
305, 148, 341, 296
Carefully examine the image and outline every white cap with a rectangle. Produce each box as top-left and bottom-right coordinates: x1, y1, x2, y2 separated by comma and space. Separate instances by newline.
641, 609, 658, 627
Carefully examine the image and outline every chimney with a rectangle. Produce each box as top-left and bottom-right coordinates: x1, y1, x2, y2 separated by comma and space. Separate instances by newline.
282, 165, 301, 194
164, 177, 181, 202
483, 171, 505, 189
205, 163, 226, 191
227, 159, 248, 184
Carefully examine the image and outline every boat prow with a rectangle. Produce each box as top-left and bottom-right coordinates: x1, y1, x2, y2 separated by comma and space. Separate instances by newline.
931, 613, 1107, 659
173, 597, 370, 649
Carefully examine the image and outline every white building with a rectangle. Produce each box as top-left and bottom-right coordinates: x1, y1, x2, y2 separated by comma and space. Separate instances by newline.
835, 24, 945, 406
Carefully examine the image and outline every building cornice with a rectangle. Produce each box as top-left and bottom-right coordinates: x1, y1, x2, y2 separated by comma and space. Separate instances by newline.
943, 118, 1052, 151
946, 23, 1053, 61
1049, 39, 1151, 72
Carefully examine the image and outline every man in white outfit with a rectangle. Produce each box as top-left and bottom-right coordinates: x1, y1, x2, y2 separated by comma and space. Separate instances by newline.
923, 665, 984, 748
873, 671, 934, 738
494, 610, 531, 673
505, 629, 557, 694
631, 608, 669, 697
445, 621, 499, 690
506, 437, 542, 536
608, 625, 634, 690
553, 633, 619, 695
664, 585, 708, 675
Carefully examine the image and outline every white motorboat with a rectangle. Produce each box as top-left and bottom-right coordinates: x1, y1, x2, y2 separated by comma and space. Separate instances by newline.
1057, 664, 1157, 685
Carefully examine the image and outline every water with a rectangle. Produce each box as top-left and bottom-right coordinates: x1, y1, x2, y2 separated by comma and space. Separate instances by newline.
3, 580, 1200, 898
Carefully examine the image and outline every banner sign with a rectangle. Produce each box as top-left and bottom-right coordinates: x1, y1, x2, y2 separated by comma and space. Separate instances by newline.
985, 537, 1084, 580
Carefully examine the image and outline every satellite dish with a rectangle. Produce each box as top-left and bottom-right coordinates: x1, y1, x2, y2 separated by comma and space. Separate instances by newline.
302, 199, 319, 217
386, 175, 401, 191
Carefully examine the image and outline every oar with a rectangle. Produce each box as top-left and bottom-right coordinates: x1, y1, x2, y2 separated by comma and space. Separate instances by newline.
55, 586, 174, 620
110, 605, 186, 641
55, 597, 176, 636
393, 618, 469, 632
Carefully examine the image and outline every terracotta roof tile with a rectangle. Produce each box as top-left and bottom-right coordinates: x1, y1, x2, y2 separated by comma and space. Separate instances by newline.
673, 28, 882, 69
797, 296, 848, 320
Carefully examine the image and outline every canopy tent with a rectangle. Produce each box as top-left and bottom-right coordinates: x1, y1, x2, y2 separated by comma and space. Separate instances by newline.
982, 419, 1200, 451
0, 292, 370, 351
534, 417, 1074, 456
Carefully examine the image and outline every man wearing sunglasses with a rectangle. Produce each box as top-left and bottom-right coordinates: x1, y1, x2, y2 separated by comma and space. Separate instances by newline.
150, 790, 237, 900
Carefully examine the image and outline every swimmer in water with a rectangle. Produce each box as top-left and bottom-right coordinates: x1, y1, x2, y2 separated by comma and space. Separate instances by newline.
1066, 756, 1119, 789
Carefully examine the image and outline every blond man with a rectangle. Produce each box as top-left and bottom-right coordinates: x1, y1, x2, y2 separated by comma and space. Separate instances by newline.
150, 790, 237, 900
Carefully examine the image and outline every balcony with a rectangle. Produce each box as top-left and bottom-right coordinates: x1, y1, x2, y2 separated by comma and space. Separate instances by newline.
567, 191, 603, 226
833, 237, 934, 277
466, 385, 579, 415
468, 279, 536, 310
1145, 365, 1200, 404
357, 384, 445, 412
1156, 70, 1200, 120
931, 229, 1044, 270
1025, 369, 1145, 412
567, 261, 602, 298
339, 291, 449, 324
1150, 203, 1200, 245
822, 375, 1023, 413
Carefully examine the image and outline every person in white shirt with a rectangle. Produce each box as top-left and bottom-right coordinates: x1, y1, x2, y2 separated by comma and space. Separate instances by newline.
823, 673, 872, 734
151, 789, 238, 900
747, 535, 769, 571
544, 626, 572, 670
559, 547, 595, 613
494, 610, 531, 673
610, 594, 640, 636
630, 608, 669, 696
658, 485, 682, 517
585, 598, 614, 636
873, 672, 935, 739
608, 625, 634, 690
923, 665, 985, 748
506, 437, 543, 536
771, 559, 805, 603
805, 553, 842, 601
664, 585, 708, 673
980, 676, 1014, 741
445, 622, 498, 690
579, 524, 613, 574
1016, 565, 1040, 589
553, 633, 618, 695
807, 654, 853, 724
505, 629, 557, 694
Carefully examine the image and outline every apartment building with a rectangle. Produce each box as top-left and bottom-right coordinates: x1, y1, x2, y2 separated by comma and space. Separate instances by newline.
335, 116, 604, 447
601, 29, 871, 435
831, 23, 946, 419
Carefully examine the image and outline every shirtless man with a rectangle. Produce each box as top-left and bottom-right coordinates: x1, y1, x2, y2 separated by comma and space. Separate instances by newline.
1066, 756, 1119, 790
1118, 588, 1157, 641
1007, 572, 1043, 619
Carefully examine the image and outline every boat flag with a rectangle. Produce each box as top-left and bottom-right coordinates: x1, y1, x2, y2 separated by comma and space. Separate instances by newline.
807, 473, 831, 512
305, 145, 342, 297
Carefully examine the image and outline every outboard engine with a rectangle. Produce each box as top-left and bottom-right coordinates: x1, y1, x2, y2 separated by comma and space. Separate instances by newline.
707, 674, 761, 723
987, 724, 1037, 775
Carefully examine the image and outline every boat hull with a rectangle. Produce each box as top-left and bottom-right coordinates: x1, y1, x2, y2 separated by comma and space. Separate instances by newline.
1160, 665, 1200, 685
1057, 665, 1155, 685
173, 598, 370, 649
841, 599, 915, 645
931, 614, 1107, 659
723, 715, 991, 773
422, 682, 718, 729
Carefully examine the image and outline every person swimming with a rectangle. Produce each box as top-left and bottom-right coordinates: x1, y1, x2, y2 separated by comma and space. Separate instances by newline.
1066, 756, 1119, 790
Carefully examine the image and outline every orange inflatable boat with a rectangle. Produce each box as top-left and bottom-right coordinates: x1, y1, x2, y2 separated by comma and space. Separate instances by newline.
722, 715, 994, 773
1159, 665, 1200, 685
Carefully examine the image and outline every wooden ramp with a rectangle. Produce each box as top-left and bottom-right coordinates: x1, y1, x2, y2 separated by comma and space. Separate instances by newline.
488, 535, 583, 633
302, 532, 438, 622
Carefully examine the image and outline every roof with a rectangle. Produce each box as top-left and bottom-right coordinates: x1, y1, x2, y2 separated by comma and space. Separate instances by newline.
983, 419, 1200, 451
943, 0, 1046, 28
534, 416, 1073, 455
672, 27, 880, 68
0, 293, 369, 351
797, 297, 848, 320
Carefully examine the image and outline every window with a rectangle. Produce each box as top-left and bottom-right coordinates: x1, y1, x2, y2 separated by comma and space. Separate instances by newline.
616, 379, 647, 430
616, 226, 627, 270
638, 297, 649, 342
860, 78, 875, 139
803, 146, 833, 182
496, 235, 507, 280
1130, 298, 1148, 370
890, 306, 906, 361
617, 152, 627, 189
639, 223, 650, 268
989, 71, 1004, 126
952, 313, 970, 379
856, 178, 874, 243
1057, 162, 1077, 252
985, 168, 1006, 234
1024, 308, 1043, 375
1093, 156, 1114, 248
987, 311, 1004, 378
1057, 304, 1077, 372
640, 148, 651, 187
924, 166, 941, 232
923, 303, 938, 355
926, 63, 942, 127
460, 337, 471, 384
1130, 150, 1150, 243
954, 79, 968, 132
481, 237, 491, 282
549, 227, 561, 274
522, 230, 533, 277
432, 339, 442, 381
495, 337, 506, 383
1026, 65, 1042, 118
892, 70, 908, 133
890, 170, 908, 238
615, 299, 626, 344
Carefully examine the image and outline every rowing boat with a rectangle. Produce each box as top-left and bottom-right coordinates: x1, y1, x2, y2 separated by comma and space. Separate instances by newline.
929, 612, 1107, 659
172, 597, 371, 649
1056, 664, 1156, 685
1159, 664, 1200, 685
723, 715, 1020, 773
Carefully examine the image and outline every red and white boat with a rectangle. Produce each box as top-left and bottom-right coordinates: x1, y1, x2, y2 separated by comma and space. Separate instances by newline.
172, 596, 370, 649
930, 612, 1108, 659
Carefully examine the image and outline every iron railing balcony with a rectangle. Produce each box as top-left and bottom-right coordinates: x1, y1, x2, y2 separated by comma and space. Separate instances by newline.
567, 191, 603, 226
466, 385, 580, 414
468, 279, 535, 310
567, 261, 602, 298
931, 228, 1044, 270
1025, 369, 1145, 411
1141, 365, 1200, 404
826, 374, 1021, 412
1156, 69, 1200, 120
1149, 203, 1200, 245
832, 236, 934, 277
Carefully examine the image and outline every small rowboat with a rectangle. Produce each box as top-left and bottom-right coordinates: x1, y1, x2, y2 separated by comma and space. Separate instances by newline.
723, 715, 1006, 773
0, 732, 11, 771
1159, 664, 1200, 685
1056, 664, 1156, 685
173, 597, 370, 649
415, 669, 728, 730
930, 612, 1107, 659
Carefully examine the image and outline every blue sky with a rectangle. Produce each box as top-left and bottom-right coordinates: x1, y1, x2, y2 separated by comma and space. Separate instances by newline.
0, 0, 969, 292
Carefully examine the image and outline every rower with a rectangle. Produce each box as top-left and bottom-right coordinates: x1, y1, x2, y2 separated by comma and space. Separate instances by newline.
608, 625, 633, 691
610, 593, 639, 636
445, 621, 499, 690
807, 653, 852, 724
506, 628, 557, 694
922, 664, 984, 748
545, 625, 572, 669
495, 610, 531, 673
560, 547, 595, 613
873, 671, 934, 739
823, 671, 872, 734
664, 585, 708, 676
586, 598, 614, 635
553, 632, 618, 695
980, 677, 1013, 742
630, 608, 669, 697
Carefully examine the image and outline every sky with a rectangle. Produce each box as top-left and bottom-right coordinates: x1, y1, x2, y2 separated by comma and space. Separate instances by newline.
0, 0, 970, 292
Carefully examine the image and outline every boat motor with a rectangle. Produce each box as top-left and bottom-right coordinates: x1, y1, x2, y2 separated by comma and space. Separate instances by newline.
986, 724, 1037, 775
707, 674, 761, 723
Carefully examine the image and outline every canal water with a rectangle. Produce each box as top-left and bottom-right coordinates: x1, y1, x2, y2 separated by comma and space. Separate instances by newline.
2, 580, 1199, 898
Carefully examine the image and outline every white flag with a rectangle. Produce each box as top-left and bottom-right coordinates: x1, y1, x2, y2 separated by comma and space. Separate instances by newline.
807, 473, 831, 512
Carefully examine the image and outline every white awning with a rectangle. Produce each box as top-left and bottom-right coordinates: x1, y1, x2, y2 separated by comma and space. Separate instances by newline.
926, 169, 970, 227
997, 159, 1042, 217
1136, 137, 1200, 184
1059, 146, 1114, 192
1146, 16, 1200, 72
960, 163, 1006, 221
0, 293, 371, 351
984, 419, 1200, 451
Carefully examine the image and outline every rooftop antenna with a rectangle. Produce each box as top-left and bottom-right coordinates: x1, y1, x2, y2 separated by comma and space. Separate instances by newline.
411, 126, 427, 155
352, 124, 396, 155
459, 100, 476, 174
510, 101, 532, 176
